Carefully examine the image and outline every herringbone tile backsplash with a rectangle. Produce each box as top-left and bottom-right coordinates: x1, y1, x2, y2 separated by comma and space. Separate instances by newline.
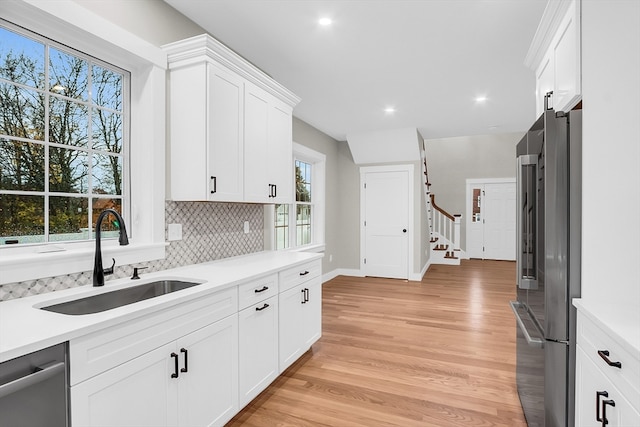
0, 201, 264, 301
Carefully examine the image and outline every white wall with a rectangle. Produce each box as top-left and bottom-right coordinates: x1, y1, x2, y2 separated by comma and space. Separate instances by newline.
581, 0, 640, 306
425, 132, 520, 250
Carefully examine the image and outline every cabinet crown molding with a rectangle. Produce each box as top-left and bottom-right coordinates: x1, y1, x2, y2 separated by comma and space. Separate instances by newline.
525, 0, 576, 70
163, 34, 301, 108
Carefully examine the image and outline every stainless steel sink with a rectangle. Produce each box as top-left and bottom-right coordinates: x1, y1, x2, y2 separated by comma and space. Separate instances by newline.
41, 280, 202, 315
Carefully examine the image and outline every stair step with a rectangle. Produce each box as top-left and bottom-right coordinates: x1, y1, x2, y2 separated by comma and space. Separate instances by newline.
430, 237, 438, 243
444, 251, 459, 259
433, 244, 448, 251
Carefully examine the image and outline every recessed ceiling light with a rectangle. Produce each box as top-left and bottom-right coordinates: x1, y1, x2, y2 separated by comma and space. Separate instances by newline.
384, 107, 396, 114
475, 96, 488, 103
318, 17, 333, 26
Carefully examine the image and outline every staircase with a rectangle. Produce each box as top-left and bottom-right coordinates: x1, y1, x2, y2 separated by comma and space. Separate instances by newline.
420, 140, 463, 266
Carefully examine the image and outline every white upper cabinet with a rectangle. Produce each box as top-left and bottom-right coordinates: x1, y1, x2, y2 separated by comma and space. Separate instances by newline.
244, 82, 293, 203
167, 61, 244, 201
526, 0, 581, 116
164, 35, 300, 203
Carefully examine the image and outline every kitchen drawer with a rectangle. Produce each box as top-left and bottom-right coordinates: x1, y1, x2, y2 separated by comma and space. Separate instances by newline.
577, 311, 640, 407
70, 287, 237, 385
238, 274, 278, 310
279, 260, 321, 293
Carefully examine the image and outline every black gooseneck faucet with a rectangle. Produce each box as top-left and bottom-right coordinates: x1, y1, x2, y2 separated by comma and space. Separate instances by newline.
93, 208, 129, 287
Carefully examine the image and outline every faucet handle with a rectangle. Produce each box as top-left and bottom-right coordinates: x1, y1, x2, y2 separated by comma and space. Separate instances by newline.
103, 258, 116, 276
131, 266, 148, 280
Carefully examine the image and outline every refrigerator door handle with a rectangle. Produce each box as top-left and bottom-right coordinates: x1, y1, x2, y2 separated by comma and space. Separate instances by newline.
510, 301, 545, 348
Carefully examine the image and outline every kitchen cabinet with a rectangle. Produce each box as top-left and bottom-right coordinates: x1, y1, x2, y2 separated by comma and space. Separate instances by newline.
167, 61, 244, 202
164, 34, 299, 203
574, 305, 640, 426
278, 260, 323, 372
526, 0, 581, 116
238, 295, 279, 406
70, 288, 239, 427
243, 82, 293, 203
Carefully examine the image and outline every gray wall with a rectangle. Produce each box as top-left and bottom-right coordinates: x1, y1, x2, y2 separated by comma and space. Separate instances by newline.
425, 132, 520, 251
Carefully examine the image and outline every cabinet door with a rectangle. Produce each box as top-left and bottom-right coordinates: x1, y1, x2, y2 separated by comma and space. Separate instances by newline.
302, 278, 322, 349
552, 0, 581, 112
244, 83, 270, 203
177, 315, 239, 427
267, 100, 293, 204
208, 64, 244, 202
278, 284, 306, 372
238, 295, 279, 406
71, 342, 177, 427
575, 347, 640, 427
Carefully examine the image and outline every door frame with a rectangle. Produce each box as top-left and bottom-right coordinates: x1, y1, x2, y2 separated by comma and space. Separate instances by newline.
360, 164, 414, 279
465, 177, 516, 260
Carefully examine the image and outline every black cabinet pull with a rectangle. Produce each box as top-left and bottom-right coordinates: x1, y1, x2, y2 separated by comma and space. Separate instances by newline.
268, 184, 275, 198
256, 303, 270, 311
254, 285, 269, 293
299, 270, 309, 276
210, 176, 217, 194
602, 399, 615, 427
598, 350, 622, 368
304, 288, 310, 302
402, 229, 407, 233
170, 352, 179, 378
273, 184, 277, 198
596, 391, 608, 422
180, 348, 188, 373
301, 289, 306, 304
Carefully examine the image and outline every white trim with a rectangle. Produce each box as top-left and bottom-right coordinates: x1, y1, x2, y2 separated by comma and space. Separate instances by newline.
359, 164, 415, 280
322, 268, 364, 283
163, 34, 300, 108
0, 0, 167, 284
524, 0, 574, 70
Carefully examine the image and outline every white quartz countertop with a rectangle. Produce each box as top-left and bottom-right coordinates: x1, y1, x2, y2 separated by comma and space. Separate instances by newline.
0, 251, 322, 363
573, 298, 640, 357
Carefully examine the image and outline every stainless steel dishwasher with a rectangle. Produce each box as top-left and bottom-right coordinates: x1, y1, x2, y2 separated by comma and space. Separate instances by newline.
0, 342, 68, 427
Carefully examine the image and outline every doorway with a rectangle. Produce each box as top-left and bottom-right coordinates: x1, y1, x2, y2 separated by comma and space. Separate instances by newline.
466, 178, 516, 260
360, 165, 414, 279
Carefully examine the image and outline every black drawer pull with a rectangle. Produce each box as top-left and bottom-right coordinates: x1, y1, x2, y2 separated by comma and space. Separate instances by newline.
170, 352, 179, 378
598, 350, 622, 368
256, 303, 270, 311
299, 270, 309, 276
602, 399, 615, 427
301, 289, 306, 304
180, 348, 188, 373
596, 391, 608, 422
254, 285, 269, 293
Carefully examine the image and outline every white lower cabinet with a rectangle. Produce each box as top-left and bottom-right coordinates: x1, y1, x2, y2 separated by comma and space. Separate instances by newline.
238, 295, 279, 406
71, 315, 238, 427
576, 347, 640, 427
69, 256, 322, 427
279, 277, 322, 372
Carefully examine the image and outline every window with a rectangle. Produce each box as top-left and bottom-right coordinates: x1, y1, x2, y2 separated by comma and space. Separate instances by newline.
273, 143, 325, 251
0, 22, 128, 246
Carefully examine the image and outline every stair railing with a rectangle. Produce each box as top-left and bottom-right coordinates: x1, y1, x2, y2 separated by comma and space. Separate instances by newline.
430, 194, 461, 252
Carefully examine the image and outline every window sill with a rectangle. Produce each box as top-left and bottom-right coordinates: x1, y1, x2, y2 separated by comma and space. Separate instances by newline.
0, 242, 166, 285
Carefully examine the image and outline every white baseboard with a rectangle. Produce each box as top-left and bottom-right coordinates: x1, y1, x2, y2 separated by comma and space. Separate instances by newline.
322, 268, 364, 283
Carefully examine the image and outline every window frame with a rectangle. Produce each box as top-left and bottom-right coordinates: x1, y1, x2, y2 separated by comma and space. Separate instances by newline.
0, 2, 167, 284
0, 19, 131, 246
270, 142, 325, 252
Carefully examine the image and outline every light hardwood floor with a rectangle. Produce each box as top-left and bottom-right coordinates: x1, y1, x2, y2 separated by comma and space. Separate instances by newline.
228, 260, 527, 426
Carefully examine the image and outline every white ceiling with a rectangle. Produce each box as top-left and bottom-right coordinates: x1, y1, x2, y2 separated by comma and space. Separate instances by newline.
164, 0, 547, 141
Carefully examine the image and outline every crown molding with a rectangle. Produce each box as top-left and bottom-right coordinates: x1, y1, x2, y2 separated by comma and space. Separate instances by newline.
163, 34, 301, 108
524, 0, 575, 70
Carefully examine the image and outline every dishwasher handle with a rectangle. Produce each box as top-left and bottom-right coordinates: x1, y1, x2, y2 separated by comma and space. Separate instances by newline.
0, 362, 65, 399
510, 300, 545, 349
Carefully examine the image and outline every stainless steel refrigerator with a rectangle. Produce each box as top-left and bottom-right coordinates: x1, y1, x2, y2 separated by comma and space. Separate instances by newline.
511, 93, 582, 427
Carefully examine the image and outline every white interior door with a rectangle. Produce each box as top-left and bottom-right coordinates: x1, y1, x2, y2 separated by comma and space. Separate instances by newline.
466, 179, 516, 261
483, 183, 516, 260
362, 168, 409, 279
